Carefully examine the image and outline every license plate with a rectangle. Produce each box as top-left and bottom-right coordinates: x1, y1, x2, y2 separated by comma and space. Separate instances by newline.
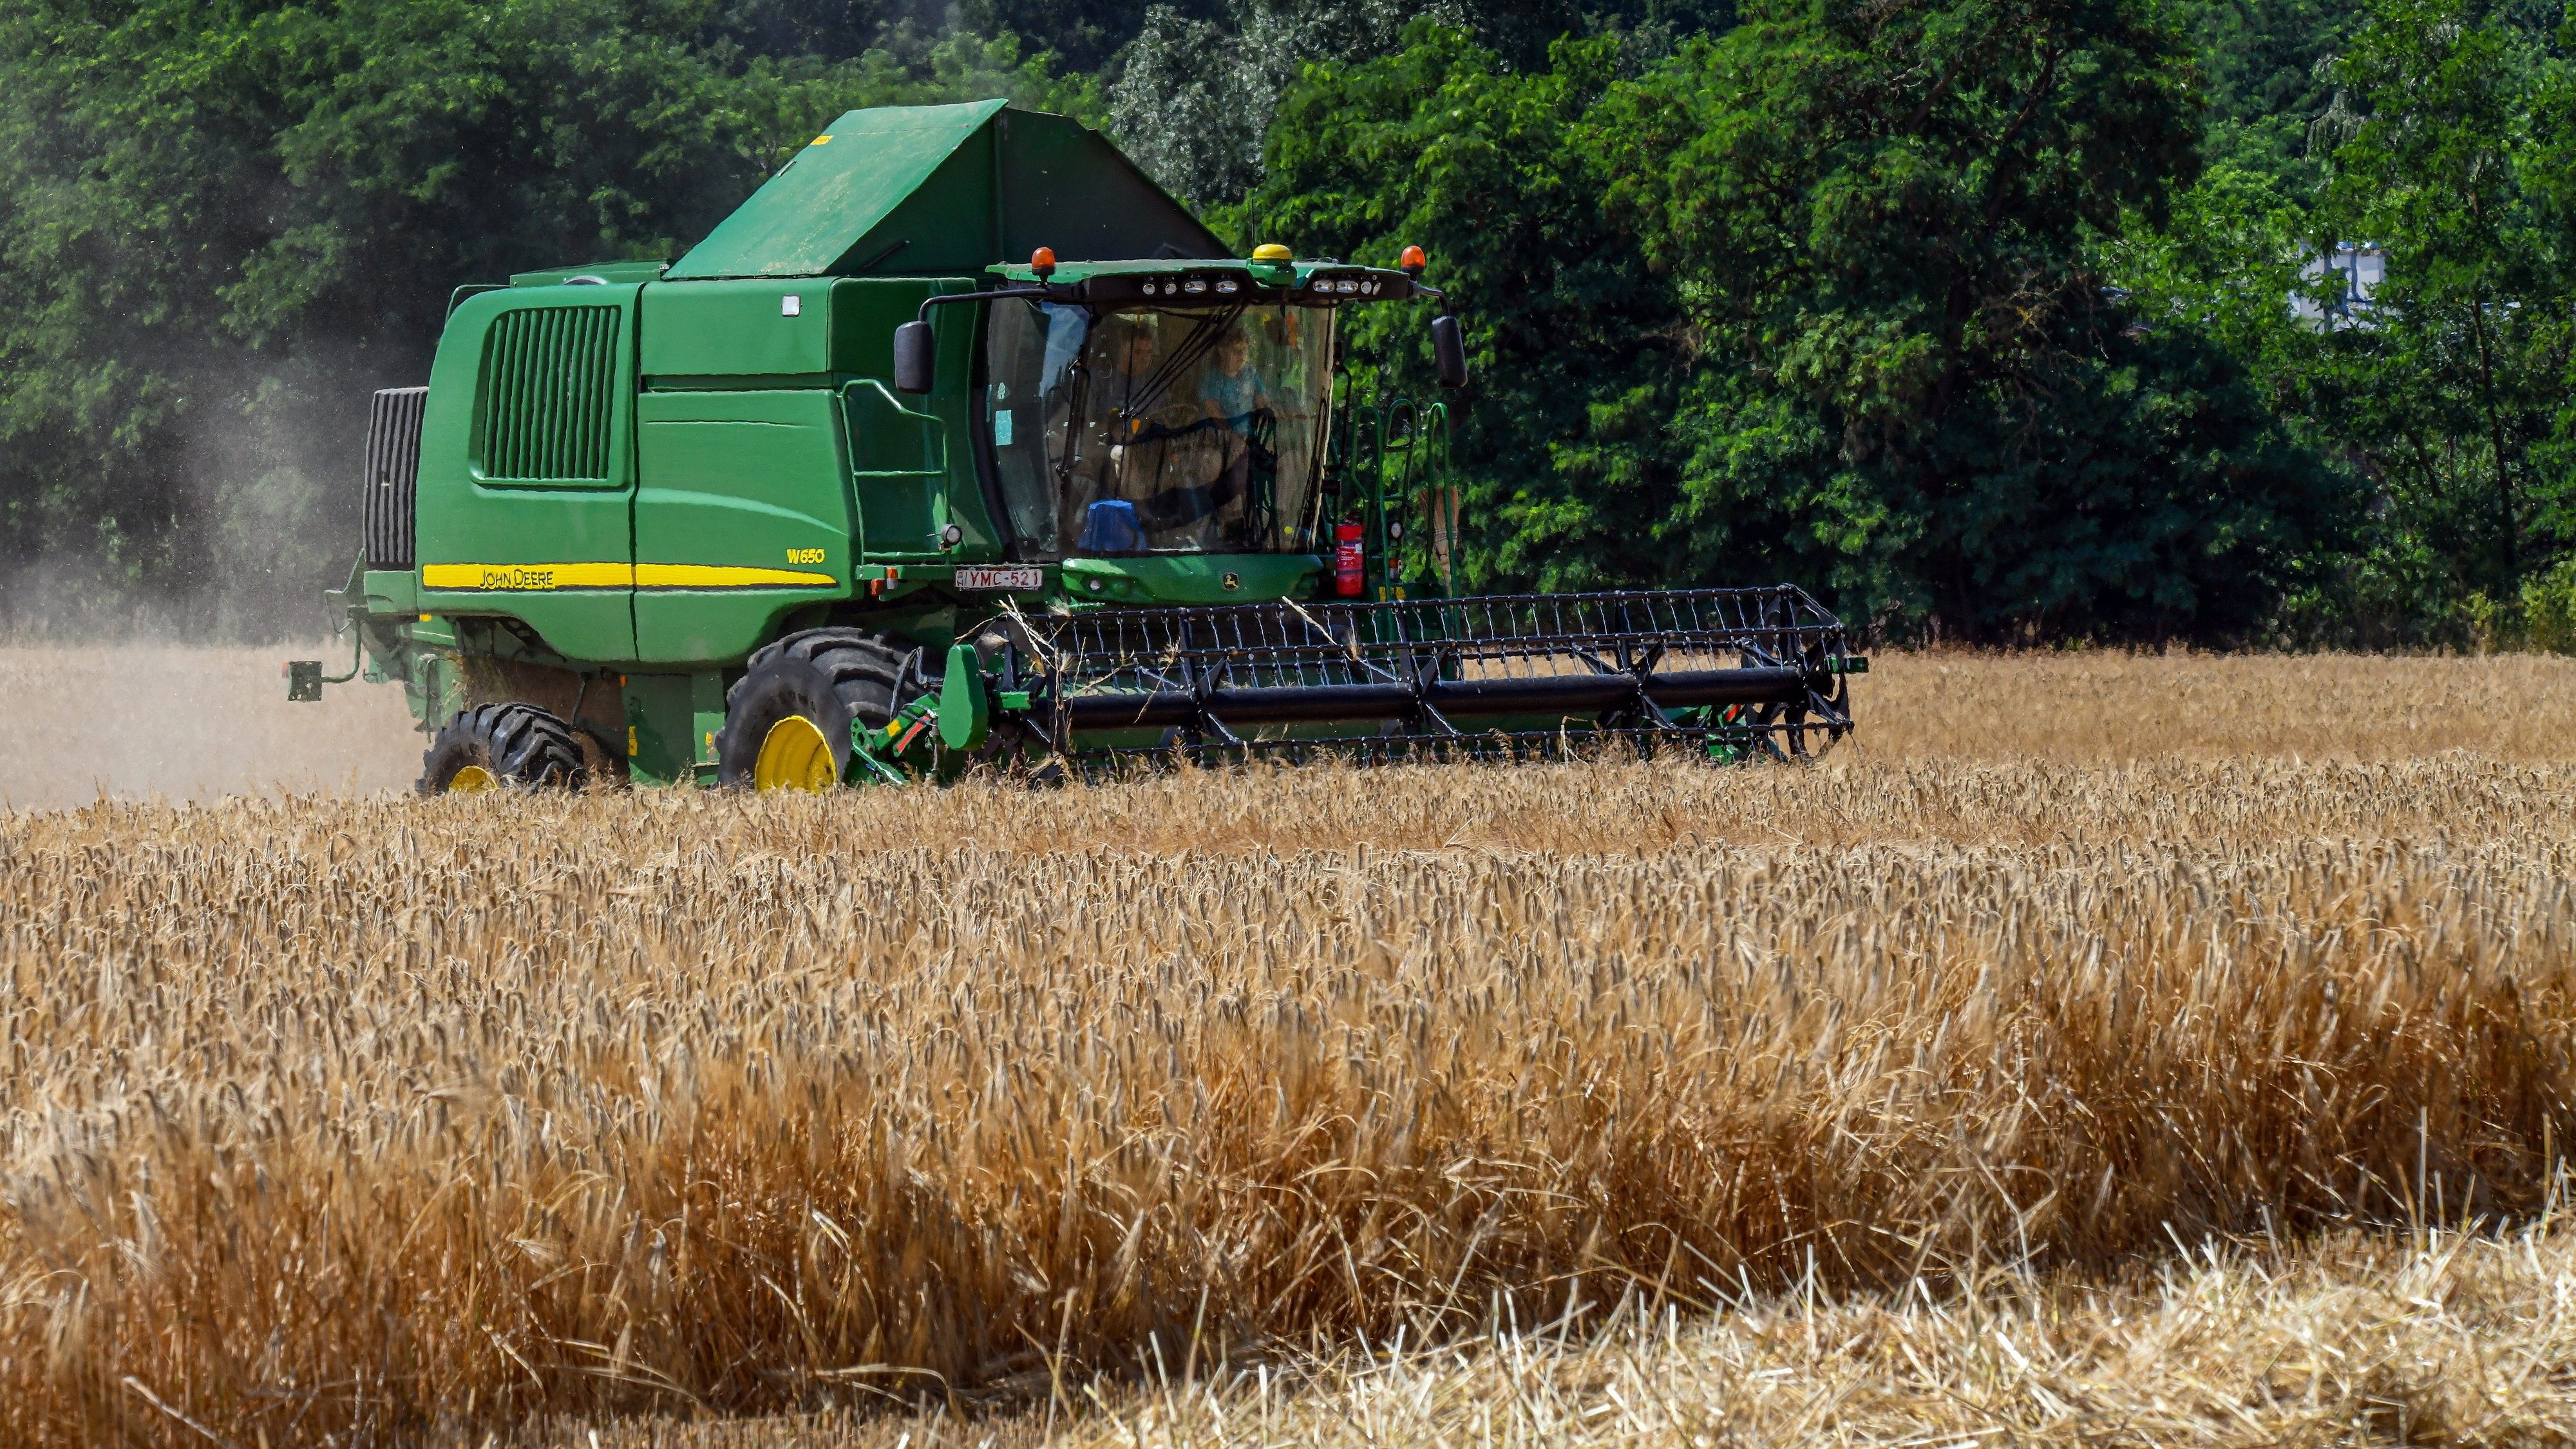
954, 565, 1041, 591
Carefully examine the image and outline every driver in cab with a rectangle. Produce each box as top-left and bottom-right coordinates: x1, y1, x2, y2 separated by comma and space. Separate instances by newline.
1072, 316, 1253, 549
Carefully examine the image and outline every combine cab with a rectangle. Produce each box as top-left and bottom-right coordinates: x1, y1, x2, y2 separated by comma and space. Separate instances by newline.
296, 100, 1862, 790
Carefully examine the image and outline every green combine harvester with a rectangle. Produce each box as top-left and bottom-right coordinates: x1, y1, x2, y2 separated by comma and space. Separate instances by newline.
290, 101, 1864, 791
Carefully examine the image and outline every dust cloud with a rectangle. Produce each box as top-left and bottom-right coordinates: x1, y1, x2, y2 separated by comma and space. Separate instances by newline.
0, 641, 420, 810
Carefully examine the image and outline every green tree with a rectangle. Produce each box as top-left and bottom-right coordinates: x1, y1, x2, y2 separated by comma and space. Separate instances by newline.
1111, 0, 1724, 213
1254, 6, 2351, 638
0, 0, 1087, 633
1251, 29, 1696, 590
2181, 0, 2352, 181
2313, 0, 2571, 611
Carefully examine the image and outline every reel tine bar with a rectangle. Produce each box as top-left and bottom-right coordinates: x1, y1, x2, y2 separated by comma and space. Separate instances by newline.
1014, 585, 1858, 764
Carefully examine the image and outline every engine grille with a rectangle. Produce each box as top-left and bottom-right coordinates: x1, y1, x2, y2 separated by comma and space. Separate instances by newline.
478, 305, 621, 482
361, 386, 428, 569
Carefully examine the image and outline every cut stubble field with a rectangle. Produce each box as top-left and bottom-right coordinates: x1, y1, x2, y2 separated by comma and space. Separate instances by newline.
2, 648, 2573, 1446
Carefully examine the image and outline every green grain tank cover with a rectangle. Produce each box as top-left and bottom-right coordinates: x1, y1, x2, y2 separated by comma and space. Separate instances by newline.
665, 100, 1224, 281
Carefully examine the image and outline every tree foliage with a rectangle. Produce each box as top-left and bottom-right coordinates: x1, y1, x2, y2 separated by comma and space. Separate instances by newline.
2319, 0, 2572, 594
0, 0, 1087, 630
0, 0, 2568, 644
1253, 2, 2351, 639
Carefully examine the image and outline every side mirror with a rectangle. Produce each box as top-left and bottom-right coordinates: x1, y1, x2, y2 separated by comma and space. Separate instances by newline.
1430, 314, 1468, 390
893, 320, 936, 395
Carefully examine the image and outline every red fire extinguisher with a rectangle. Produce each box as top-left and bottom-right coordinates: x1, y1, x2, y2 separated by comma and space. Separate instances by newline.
1334, 520, 1365, 597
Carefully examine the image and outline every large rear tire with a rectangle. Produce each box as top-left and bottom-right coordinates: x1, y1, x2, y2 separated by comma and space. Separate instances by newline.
419, 703, 585, 795
715, 629, 918, 790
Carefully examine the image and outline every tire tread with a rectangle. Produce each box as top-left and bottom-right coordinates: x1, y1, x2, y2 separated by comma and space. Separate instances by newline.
419, 703, 585, 793
715, 628, 920, 788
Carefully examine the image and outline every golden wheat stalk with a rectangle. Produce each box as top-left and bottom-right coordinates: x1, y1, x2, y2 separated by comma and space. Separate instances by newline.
0, 741, 2570, 1443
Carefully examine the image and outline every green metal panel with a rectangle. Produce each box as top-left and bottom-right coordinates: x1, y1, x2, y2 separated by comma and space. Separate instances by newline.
636, 276, 960, 385
829, 282, 996, 564
825, 278, 940, 377
987, 110, 1225, 264
639, 278, 838, 379
413, 284, 639, 663
929, 292, 1002, 557
1060, 554, 1323, 605
663, 102, 1222, 281
668, 101, 1005, 279
510, 260, 668, 287
359, 569, 417, 614
690, 672, 728, 781
845, 381, 946, 555
632, 390, 856, 666
623, 672, 724, 784
846, 124, 1001, 276
938, 641, 989, 750
832, 278, 1002, 563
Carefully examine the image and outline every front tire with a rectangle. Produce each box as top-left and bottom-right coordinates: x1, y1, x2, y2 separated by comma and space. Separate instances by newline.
419, 703, 585, 794
715, 629, 916, 790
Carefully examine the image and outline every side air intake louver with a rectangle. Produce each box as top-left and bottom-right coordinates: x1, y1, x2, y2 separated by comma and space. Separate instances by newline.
479, 305, 622, 482
362, 386, 428, 569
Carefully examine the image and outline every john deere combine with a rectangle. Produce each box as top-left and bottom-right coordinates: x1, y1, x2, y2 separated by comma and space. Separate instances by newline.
292, 100, 1863, 790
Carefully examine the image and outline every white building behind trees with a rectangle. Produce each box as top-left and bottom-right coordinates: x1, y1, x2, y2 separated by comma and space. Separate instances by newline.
2295, 244, 2387, 327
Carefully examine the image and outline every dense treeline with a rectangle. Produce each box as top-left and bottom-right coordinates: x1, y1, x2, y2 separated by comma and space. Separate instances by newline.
1, 0, 2570, 643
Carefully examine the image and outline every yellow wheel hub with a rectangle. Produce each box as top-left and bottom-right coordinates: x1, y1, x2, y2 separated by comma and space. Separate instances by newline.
753, 714, 839, 792
447, 764, 499, 793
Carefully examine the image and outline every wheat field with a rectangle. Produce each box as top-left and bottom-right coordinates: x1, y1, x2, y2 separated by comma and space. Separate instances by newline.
1, 648, 2572, 1445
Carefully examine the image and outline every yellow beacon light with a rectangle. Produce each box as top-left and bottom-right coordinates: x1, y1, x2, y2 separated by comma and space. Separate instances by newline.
1249, 242, 1295, 285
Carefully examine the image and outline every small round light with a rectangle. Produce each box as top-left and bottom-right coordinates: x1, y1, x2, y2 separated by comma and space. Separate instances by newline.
1030, 246, 1057, 280
1216, 279, 1239, 294
1399, 245, 1427, 275
1184, 278, 1208, 294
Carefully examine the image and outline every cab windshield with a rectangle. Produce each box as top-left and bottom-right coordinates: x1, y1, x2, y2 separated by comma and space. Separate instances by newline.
981, 300, 1333, 558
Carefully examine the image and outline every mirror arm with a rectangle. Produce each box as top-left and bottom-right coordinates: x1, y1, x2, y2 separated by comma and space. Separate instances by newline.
913, 285, 1061, 324
894, 286, 1055, 394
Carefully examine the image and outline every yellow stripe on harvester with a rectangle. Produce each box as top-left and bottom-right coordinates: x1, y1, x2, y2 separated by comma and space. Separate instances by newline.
421, 562, 838, 592
634, 564, 837, 589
